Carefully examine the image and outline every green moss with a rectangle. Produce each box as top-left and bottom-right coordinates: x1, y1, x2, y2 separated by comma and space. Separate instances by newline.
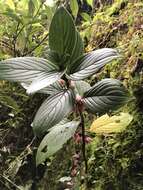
84, 1, 143, 190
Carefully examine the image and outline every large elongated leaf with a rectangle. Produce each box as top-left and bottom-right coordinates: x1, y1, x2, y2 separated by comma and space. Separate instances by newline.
70, 31, 84, 64
36, 120, 79, 165
0, 57, 61, 93
33, 90, 75, 136
68, 48, 119, 80
49, 7, 76, 57
83, 79, 128, 114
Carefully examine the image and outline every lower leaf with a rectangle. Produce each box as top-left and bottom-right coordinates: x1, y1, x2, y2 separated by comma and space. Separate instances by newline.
36, 120, 79, 166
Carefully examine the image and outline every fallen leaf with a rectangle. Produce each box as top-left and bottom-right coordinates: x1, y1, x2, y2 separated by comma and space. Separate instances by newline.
90, 113, 133, 134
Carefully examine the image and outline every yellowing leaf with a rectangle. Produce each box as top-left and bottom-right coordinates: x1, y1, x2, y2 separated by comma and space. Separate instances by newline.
90, 113, 133, 134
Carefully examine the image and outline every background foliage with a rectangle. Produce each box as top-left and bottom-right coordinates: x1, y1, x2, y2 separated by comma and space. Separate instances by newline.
0, 0, 143, 190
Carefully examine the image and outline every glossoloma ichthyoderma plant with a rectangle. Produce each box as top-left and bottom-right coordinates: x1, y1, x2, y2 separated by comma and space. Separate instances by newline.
0, 7, 129, 172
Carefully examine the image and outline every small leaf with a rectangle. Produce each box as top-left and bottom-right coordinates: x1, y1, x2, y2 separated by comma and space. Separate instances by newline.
74, 80, 90, 96
70, 0, 79, 18
68, 48, 119, 80
81, 12, 91, 22
83, 78, 128, 114
36, 120, 79, 165
0, 94, 20, 113
90, 113, 133, 134
28, 0, 35, 16
49, 7, 76, 57
86, 0, 93, 7
0, 57, 61, 93
33, 90, 75, 136
3, 9, 22, 23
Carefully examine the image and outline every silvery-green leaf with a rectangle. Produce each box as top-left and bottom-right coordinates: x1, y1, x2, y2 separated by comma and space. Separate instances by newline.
21, 80, 64, 95
48, 118, 69, 132
36, 120, 79, 165
74, 80, 90, 96
33, 90, 75, 136
26, 71, 63, 94
0, 57, 59, 82
83, 79, 128, 114
49, 7, 76, 57
0, 57, 61, 93
68, 48, 119, 80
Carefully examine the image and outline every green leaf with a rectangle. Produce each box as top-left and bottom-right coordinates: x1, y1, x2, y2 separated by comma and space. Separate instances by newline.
28, 0, 35, 16
68, 48, 119, 80
33, 90, 75, 136
74, 80, 90, 96
83, 79, 128, 114
70, 0, 79, 18
49, 7, 76, 57
0, 57, 62, 93
70, 31, 84, 64
81, 12, 91, 22
0, 94, 20, 113
36, 120, 79, 165
86, 0, 93, 7
3, 9, 22, 23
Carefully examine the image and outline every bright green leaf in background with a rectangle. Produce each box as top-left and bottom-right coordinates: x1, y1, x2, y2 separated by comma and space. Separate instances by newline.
81, 12, 91, 22
70, 0, 79, 18
86, 0, 93, 8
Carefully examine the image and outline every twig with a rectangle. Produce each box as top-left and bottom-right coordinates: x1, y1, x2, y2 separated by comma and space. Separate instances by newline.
78, 110, 88, 173
0, 178, 11, 190
23, 1, 44, 55
26, 136, 36, 149
0, 174, 23, 190
13, 22, 20, 57
23, 33, 49, 56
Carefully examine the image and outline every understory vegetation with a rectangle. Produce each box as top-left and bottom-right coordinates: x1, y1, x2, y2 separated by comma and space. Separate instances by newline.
0, 0, 143, 190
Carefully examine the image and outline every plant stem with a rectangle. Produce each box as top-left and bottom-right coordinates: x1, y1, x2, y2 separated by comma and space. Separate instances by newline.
78, 110, 88, 173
